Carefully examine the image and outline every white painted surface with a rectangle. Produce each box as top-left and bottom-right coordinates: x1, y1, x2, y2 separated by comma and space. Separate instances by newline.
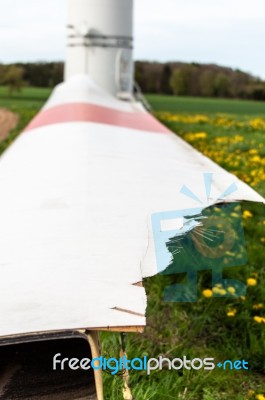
65, 0, 134, 97
44, 75, 143, 112
0, 76, 263, 338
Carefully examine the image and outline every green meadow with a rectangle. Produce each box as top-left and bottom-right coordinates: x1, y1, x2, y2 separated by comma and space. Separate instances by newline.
0, 87, 264, 400
103, 95, 265, 400
146, 94, 265, 116
0, 86, 51, 153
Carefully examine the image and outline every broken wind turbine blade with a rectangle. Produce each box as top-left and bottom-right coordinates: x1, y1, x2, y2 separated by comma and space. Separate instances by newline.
0, 74, 264, 337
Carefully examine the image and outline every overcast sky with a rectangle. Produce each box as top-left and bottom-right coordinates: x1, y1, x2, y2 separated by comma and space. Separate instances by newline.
0, 0, 265, 79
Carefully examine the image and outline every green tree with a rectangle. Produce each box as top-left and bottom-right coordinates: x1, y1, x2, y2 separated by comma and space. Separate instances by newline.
214, 73, 229, 97
170, 68, 189, 95
2, 65, 25, 96
160, 64, 172, 94
199, 70, 216, 97
170, 65, 200, 96
0, 64, 8, 84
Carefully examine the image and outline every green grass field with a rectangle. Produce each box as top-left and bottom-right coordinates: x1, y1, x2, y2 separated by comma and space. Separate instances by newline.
0, 88, 264, 400
146, 94, 265, 116
0, 86, 51, 153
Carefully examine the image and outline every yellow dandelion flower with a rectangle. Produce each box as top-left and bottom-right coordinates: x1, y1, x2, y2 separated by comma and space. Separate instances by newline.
214, 207, 221, 212
253, 304, 264, 310
212, 285, 227, 295
243, 210, 253, 219
231, 212, 239, 218
256, 394, 265, 400
251, 156, 262, 163
250, 118, 265, 130
185, 131, 208, 141
202, 289, 213, 298
234, 135, 244, 142
213, 287, 221, 294
227, 287, 236, 295
253, 316, 265, 324
247, 278, 257, 286
195, 132, 207, 139
227, 309, 237, 317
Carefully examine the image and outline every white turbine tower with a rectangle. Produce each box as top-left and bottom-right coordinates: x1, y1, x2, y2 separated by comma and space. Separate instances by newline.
65, 0, 134, 99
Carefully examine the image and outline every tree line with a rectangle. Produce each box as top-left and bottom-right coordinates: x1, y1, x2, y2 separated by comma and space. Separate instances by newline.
1, 61, 265, 100
135, 61, 265, 100
0, 62, 63, 95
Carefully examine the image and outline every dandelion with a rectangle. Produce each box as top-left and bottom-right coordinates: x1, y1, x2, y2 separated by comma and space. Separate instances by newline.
227, 309, 237, 317
227, 287, 236, 295
253, 304, 263, 310
185, 132, 207, 141
215, 137, 229, 144
249, 149, 258, 155
243, 210, 253, 219
234, 135, 244, 142
251, 155, 262, 163
231, 212, 239, 218
247, 278, 257, 286
214, 207, 221, 212
256, 394, 265, 400
202, 289, 213, 298
253, 316, 265, 324
250, 118, 265, 130
213, 287, 220, 294
212, 286, 227, 295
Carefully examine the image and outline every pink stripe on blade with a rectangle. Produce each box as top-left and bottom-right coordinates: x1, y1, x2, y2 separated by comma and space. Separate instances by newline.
24, 103, 170, 134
